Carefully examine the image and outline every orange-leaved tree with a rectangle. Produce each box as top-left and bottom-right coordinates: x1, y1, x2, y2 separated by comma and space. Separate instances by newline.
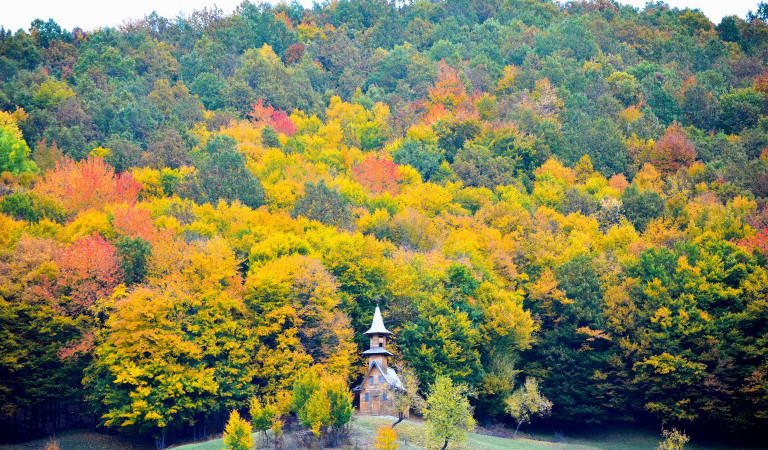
353, 155, 403, 195
110, 204, 162, 244
35, 156, 142, 212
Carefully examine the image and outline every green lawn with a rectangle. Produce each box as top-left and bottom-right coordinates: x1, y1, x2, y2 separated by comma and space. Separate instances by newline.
0, 430, 148, 450
348, 416, 599, 450
170, 437, 229, 450
2, 418, 754, 450
172, 416, 757, 450
172, 415, 600, 450
536, 427, 756, 450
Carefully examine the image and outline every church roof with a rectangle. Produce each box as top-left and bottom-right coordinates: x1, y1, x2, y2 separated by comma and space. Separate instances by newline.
363, 305, 393, 336
362, 347, 393, 357
382, 365, 404, 390
355, 360, 404, 391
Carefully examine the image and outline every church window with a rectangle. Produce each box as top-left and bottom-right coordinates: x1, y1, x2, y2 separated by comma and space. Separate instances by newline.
383, 392, 388, 401
365, 393, 369, 402
379, 375, 384, 383
369, 376, 374, 385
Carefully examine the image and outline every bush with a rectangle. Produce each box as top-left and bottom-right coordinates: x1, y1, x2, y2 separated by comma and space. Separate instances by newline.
43, 438, 61, 450
373, 425, 399, 450
657, 428, 689, 450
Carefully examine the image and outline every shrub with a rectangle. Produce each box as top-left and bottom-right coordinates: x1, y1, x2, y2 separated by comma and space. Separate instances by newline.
373, 425, 399, 450
657, 428, 690, 450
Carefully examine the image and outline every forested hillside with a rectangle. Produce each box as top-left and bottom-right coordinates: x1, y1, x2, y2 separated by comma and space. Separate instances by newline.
2, 0, 768, 446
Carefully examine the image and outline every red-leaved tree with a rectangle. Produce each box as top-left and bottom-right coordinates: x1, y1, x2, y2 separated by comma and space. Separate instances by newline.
649, 122, 697, 175
54, 232, 123, 316
740, 206, 768, 258
284, 42, 306, 65
424, 62, 478, 123
248, 99, 298, 136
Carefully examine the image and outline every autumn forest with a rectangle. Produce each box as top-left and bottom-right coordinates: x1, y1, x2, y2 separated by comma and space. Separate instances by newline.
1, 0, 768, 447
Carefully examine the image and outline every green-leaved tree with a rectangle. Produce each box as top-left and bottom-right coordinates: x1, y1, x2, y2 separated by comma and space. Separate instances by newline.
423, 375, 476, 450
505, 377, 553, 437
0, 124, 37, 174
292, 369, 353, 445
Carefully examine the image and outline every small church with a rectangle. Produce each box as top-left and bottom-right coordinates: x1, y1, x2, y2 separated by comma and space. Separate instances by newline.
354, 305, 405, 416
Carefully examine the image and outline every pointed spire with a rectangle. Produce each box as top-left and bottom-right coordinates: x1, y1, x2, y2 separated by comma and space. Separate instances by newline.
363, 305, 393, 335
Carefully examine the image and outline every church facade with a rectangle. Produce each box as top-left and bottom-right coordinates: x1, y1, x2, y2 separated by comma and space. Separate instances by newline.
354, 305, 405, 416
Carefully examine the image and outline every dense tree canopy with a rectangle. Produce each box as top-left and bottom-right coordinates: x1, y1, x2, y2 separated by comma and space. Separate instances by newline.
2, 0, 768, 446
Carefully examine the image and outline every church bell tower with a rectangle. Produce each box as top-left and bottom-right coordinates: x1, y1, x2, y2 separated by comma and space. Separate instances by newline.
362, 305, 394, 371
356, 304, 403, 416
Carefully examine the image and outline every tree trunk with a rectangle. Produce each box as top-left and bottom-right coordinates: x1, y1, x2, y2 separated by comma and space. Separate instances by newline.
391, 413, 405, 428
54, 402, 59, 434
440, 438, 449, 450
514, 421, 522, 438
155, 428, 166, 449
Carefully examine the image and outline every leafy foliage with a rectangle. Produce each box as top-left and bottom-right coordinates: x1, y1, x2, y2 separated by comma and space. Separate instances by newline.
292, 369, 353, 444
353, 155, 403, 195
0, 124, 37, 174
291, 181, 353, 229
0, 192, 66, 222
186, 135, 264, 209
54, 232, 122, 316
3, 0, 768, 445
115, 236, 151, 285
249, 99, 297, 137
34, 156, 141, 212
223, 410, 253, 450
505, 378, 552, 436
373, 426, 399, 450
423, 375, 476, 450
657, 428, 690, 450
